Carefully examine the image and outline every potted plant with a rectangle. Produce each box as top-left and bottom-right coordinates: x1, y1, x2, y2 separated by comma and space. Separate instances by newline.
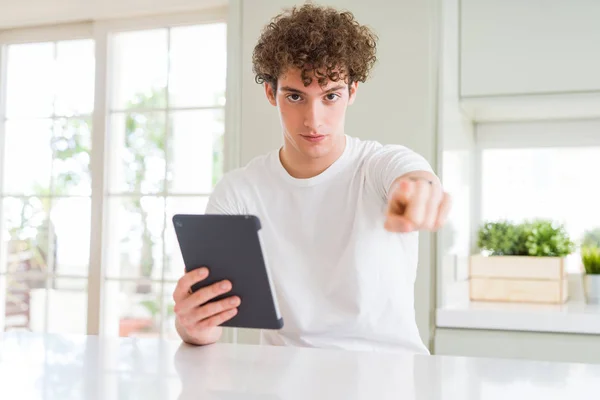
470, 219, 575, 304
582, 246, 600, 304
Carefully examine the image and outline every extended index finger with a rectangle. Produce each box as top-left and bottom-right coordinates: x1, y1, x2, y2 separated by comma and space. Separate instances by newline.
388, 179, 415, 214
173, 267, 208, 302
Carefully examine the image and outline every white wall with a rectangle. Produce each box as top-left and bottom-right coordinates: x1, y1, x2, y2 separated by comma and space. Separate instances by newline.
239, 0, 439, 165
460, 0, 600, 97
237, 0, 440, 347
0, 0, 226, 29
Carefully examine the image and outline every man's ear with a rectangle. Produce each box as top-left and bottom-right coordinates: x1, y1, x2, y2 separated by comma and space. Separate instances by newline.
265, 83, 277, 106
348, 81, 358, 105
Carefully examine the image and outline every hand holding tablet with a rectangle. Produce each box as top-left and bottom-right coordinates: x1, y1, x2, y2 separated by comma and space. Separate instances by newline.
173, 266, 241, 344
172, 214, 283, 337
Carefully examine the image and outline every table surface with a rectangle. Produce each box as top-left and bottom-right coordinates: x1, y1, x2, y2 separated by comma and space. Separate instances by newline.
0, 332, 599, 400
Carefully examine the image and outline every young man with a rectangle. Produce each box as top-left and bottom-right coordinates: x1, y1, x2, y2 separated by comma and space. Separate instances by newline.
173, 4, 451, 354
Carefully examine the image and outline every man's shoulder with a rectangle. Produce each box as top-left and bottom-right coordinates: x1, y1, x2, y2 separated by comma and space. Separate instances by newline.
219, 151, 274, 185
348, 135, 420, 159
350, 135, 381, 148
347, 135, 386, 159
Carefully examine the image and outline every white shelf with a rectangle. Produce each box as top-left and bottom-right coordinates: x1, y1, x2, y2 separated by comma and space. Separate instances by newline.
437, 298, 600, 335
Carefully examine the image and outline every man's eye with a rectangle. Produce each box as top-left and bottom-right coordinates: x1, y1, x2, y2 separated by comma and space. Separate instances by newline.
287, 94, 302, 102
325, 93, 340, 101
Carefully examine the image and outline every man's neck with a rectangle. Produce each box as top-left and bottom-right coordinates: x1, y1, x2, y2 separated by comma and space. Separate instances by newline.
279, 135, 347, 179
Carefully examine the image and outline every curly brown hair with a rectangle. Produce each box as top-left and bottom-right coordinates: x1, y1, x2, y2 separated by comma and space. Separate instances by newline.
252, 3, 378, 91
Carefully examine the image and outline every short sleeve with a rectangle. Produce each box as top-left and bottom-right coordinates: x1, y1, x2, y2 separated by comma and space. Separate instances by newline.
365, 144, 435, 201
205, 172, 246, 215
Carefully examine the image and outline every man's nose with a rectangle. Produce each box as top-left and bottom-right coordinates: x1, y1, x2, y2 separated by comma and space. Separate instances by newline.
303, 101, 325, 132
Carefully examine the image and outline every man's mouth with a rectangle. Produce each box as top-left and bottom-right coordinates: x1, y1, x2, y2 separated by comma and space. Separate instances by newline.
301, 134, 326, 143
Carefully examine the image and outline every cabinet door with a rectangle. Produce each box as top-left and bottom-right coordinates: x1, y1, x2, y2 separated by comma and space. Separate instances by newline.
460, 0, 600, 97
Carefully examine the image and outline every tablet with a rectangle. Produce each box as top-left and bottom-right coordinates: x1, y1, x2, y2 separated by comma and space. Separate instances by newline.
172, 214, 283, 330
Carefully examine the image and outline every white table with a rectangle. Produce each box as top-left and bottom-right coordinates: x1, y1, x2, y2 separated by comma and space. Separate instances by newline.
0, 332, 599, 399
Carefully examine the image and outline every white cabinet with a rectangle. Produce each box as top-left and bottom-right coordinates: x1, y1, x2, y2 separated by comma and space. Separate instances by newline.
435, 328, 600, 364
460, 0, 600, 97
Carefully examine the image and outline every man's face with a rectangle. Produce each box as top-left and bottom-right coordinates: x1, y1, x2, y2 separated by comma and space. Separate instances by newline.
265, 68, 357, 160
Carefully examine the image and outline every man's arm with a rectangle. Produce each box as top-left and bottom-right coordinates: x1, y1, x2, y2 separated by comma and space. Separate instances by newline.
394, 170, 441, 191
364, 143, 451, 233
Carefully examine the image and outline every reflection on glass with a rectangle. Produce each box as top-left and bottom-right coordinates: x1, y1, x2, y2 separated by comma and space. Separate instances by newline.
50, 198, 91, 277
55, 39, 95, 116
104, 197, 165, 280
167, 110, 224, 193
3, 119, 53, 195
169, 23, 227, 107
3, 275, 47, 332
111, 29, 168, 110
47, 278, 88, 335
109, 112, 166, 194
2, 197, 50, 276
104, 280, 162, 337
52, 118, 92, 196
6, 42, 54, 118
163, 197, 209, 281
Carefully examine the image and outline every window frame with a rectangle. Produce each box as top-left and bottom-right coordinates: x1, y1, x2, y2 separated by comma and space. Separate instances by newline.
0, 5, 238, 337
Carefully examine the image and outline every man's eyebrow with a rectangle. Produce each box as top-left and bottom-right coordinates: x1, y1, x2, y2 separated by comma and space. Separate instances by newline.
322, 85, 346, 94
279, 85, 346, 95
280, 86, 306, 95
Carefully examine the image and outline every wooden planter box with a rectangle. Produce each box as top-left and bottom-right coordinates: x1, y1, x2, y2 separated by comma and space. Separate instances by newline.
469, 255, 568, 304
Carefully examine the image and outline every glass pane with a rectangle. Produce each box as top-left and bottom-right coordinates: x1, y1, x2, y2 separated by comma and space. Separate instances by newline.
3, 119, 53, 195
111, 29, 168, 110
163, 197, 209, 281
108, 113, 166, 194
104, 197, 165, 279
167, 109, 224, 193
2, 275, 47, 332
162, 282, 177, 339
482, 147, 600, 272
50, 198, 91, 277
169, 23, 227, 107
52, 118, 92, 196
6, 42, 55, 118
46, 278, 87, 335
103, 280, 162, 337
2, 197, 51, 276
55, 39, 95, 116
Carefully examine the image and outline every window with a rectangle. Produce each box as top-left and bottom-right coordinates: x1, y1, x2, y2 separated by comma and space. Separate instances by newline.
0, 39, 95, 334
103, 23, 227, 338
481, 146, 600, 273
438, 120, 600, 308
0, 13, 228, 339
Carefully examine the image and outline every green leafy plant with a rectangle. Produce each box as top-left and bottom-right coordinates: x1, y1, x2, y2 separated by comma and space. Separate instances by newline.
522, 219, 575, 257
477, 219, 575, 257
582, 246, 600, 275
477, 220, 528, 256
581, 228, 600, 248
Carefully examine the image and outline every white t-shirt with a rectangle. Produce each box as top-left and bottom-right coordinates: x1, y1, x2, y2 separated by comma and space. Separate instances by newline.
206, 135, 434, 354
